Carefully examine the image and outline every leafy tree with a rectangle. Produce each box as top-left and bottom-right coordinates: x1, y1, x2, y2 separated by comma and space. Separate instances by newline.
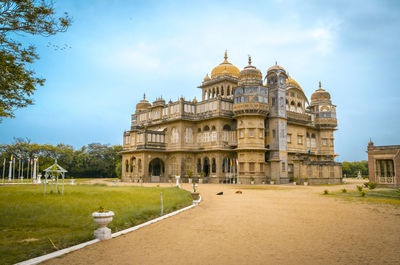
0, 141, 122, 178
0, 0, 71, 121
342, 160, 368, 178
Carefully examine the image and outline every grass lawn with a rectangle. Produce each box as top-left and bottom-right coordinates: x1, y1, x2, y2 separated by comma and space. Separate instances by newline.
0, 184, 192, 264
326, 188, 400, 206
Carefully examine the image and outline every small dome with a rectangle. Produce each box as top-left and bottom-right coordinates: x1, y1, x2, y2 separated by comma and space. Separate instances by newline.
311, 81, 331, 101
203, 74, 210, 81
238, 56, 263, 80
136, 94, 151, 111
210, 51, 240, 78
267, 62, 286, 72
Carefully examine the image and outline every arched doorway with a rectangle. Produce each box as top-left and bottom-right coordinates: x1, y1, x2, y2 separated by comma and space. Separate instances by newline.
203, 157, 210, 177
149, 158, 164, 182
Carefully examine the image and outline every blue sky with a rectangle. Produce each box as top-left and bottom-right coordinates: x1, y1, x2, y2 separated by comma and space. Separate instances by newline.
1, 0, 400, 161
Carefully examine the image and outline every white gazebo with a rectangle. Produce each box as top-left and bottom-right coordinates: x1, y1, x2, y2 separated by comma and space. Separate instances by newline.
43, 160, 67, 195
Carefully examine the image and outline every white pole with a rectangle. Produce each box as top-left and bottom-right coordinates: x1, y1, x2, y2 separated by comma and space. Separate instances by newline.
27, 158, 30, 182
32, 156, 37, 183
160, 192, 163, 216
2, 158, 5, 183
8, 160, 12, 182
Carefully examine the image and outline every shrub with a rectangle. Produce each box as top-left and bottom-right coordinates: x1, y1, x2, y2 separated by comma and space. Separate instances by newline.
250, 177, 255, 182
360, 190, 366, 197
341, 188, 347, 193
356, 185, 363, 192
363, 182, 370, 188
368, 182, 377, 190
323, 190, 329, 195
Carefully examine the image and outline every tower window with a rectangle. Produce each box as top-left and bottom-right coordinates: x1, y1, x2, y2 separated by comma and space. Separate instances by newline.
282, 162, 286, 172
249, 129, 254, 137
272, 129, 276, 138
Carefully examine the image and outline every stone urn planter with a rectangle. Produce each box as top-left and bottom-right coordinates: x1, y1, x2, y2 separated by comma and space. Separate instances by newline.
188, 178, 192, 184
270, 181, 275, 185
304, 182, 308, 186
191, 192, 200, 200
92, 210, 114, 240
293, 182, 297, 185
250, 181, 255, 185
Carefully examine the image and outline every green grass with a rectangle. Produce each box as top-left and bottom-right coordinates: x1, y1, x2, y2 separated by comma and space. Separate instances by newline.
326, 189, 400, 206
0, 184, 192, 264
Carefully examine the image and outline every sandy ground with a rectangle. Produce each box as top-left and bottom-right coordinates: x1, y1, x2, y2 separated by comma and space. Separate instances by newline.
44, 180, 400, 265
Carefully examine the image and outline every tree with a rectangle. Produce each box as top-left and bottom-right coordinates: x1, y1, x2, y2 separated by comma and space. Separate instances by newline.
0, 0, 71, 121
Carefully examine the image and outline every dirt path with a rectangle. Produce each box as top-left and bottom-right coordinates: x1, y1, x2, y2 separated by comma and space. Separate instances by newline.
44, 181, 400, 265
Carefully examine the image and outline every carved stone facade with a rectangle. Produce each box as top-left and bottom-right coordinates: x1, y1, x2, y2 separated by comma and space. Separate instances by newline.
367, 141, 399, 187
121, 52, 342, 185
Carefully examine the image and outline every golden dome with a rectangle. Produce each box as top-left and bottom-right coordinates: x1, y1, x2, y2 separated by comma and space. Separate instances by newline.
136, 94, 151, 111
267, 62, 286, 72
203, 74, 210, 81
210, 51, 240, 78
286, 77, 303, 92
311, 81, 331, 101
238, 56, 262, 80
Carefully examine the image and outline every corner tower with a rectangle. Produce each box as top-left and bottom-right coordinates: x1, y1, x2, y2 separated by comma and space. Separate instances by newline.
233, 57, 269, 184
266, 63, 289, 184
310, 82, 337, 157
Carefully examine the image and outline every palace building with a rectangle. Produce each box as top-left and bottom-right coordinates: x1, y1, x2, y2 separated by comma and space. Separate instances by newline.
121, 52, 342, 184
367, 140, 399, 187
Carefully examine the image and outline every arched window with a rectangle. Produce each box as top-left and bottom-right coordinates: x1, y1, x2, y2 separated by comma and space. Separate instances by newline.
221, 87, 224, 96
297, 102, 302, 113
171, 128, 179, 143
212, 158, 216, 173
138, 159, 142, 172
211, 126, 217, 141
203, 125, 210, 142
223, 124, 231, 131
290, 101, 296, 112
125, 160, 129, 173
185, 128, 193, 143
311, 133, 316, 148
212, 88, 215, 99
132, 157, 136, 173
197, 158, 202, 174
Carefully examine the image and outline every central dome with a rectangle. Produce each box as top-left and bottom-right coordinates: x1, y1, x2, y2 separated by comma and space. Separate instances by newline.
210, 51, 240, 78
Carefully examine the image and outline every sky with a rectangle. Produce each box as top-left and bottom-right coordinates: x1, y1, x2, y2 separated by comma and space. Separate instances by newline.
1, 0, 400, 161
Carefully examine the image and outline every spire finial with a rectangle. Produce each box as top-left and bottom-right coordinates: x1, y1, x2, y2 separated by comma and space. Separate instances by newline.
319, 81, 322, 89
275, 61, 277, 66
248, 55, 252, 65
143, 93, 146, 100
224, 50, 228, 61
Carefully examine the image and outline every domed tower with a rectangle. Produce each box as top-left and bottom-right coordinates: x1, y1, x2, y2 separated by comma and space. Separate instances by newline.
233, 56, 269, 184
199, 51, 239, 100
310, 82, 337, 157
266, 63, 289, 184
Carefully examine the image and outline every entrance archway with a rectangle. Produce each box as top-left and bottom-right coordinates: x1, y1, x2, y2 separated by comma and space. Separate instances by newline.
148, 158, 164, 182
203, 157, 210, 177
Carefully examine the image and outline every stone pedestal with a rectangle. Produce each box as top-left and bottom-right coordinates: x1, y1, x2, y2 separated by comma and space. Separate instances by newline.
94, 227, 112, 240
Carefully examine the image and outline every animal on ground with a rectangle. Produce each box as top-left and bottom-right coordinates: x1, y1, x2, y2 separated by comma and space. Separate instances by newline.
235, 190, 242, 194
216, 192, 223, 195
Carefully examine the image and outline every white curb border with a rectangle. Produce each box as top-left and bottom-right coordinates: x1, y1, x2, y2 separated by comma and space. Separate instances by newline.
16, 195, 202, 265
